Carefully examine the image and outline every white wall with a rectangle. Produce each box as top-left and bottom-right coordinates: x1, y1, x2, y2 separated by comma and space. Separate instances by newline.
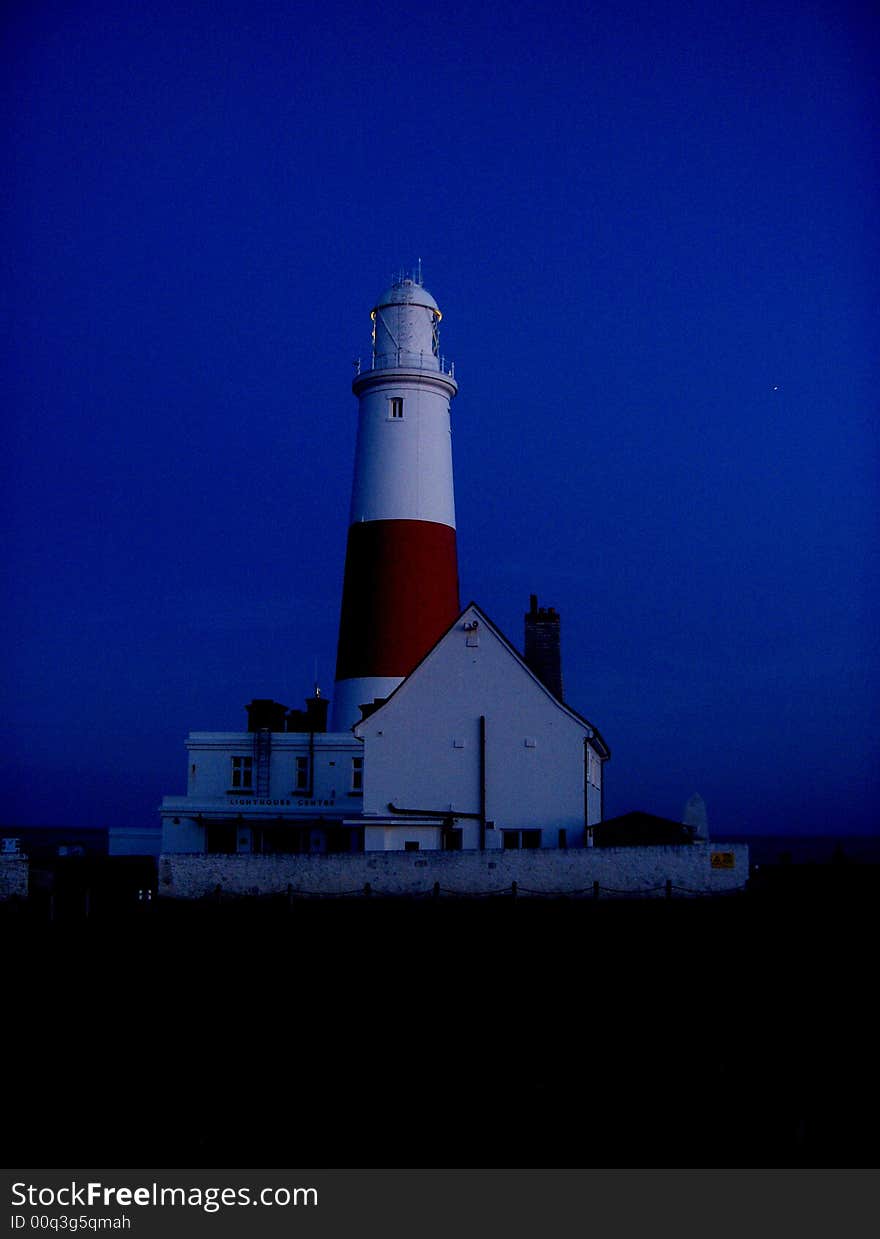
0, 857, 28, 900
177, 731, 362, 801
158, 843, 749, 899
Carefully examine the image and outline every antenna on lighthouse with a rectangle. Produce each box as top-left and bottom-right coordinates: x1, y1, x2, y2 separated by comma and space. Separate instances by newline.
417, 257, 423, 285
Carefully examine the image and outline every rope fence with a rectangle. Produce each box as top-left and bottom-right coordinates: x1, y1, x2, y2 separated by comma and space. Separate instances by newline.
12, 875, 747, 923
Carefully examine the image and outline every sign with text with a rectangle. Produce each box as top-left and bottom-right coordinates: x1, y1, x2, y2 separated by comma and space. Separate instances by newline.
710, 851, 736, 869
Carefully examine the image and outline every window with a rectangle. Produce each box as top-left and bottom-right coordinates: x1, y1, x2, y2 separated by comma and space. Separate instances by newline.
404, 840, 420, 852
294, 756, 310, 792
351, 756, 363, 793
502, 829, 541, 849
231, 756, 253, 789
388, 396, 404, 419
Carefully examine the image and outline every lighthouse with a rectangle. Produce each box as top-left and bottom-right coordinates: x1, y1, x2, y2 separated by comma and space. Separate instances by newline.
330, 273, 460, 730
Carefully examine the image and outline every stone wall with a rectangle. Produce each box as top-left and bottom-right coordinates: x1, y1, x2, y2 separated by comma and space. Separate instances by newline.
0, 858, 29, 900
159, 843, 748, 900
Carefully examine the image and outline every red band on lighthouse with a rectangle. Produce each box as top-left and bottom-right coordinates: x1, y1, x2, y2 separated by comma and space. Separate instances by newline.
334, 519, 460, 681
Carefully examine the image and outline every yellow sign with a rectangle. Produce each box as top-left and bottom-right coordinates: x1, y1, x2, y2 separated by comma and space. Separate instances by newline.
710, 851, 736, 870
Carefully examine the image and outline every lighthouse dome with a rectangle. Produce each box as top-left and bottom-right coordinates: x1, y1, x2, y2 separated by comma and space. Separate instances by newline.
369, 274, 445, 372
373, 277, 440, 317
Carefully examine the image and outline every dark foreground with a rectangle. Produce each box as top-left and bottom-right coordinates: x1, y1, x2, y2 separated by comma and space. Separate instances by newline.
3, 867, 878, 1169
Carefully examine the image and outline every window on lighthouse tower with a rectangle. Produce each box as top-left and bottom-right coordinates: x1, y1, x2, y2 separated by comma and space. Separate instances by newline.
388, 397, 404, 420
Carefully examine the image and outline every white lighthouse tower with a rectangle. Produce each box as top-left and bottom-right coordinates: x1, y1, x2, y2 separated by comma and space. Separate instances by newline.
330, 272, 460, 731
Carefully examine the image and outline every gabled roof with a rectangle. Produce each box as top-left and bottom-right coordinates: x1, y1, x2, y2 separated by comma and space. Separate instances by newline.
353, 600, 610, 758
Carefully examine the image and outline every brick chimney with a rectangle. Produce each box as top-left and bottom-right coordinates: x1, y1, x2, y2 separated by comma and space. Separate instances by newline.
524, 594, 563, 700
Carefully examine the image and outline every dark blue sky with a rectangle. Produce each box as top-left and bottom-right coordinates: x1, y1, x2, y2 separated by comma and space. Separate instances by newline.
3, 0, 877, 835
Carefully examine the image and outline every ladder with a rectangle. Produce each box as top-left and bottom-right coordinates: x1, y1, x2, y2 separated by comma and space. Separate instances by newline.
254, 729, 271, 797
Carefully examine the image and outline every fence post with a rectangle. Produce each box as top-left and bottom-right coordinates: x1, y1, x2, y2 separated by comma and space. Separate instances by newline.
364, 881, 372, 898
432, 881, 440, 900
665, 878, 673, 900
287, 882, 294, 910
593, 880, 600, 900
511, 880, 518, 899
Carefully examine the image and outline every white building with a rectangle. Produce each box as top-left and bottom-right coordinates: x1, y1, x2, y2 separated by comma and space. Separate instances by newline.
353, 603, 607, 851
160, 711, 365, 856
160, 601, 608, 856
